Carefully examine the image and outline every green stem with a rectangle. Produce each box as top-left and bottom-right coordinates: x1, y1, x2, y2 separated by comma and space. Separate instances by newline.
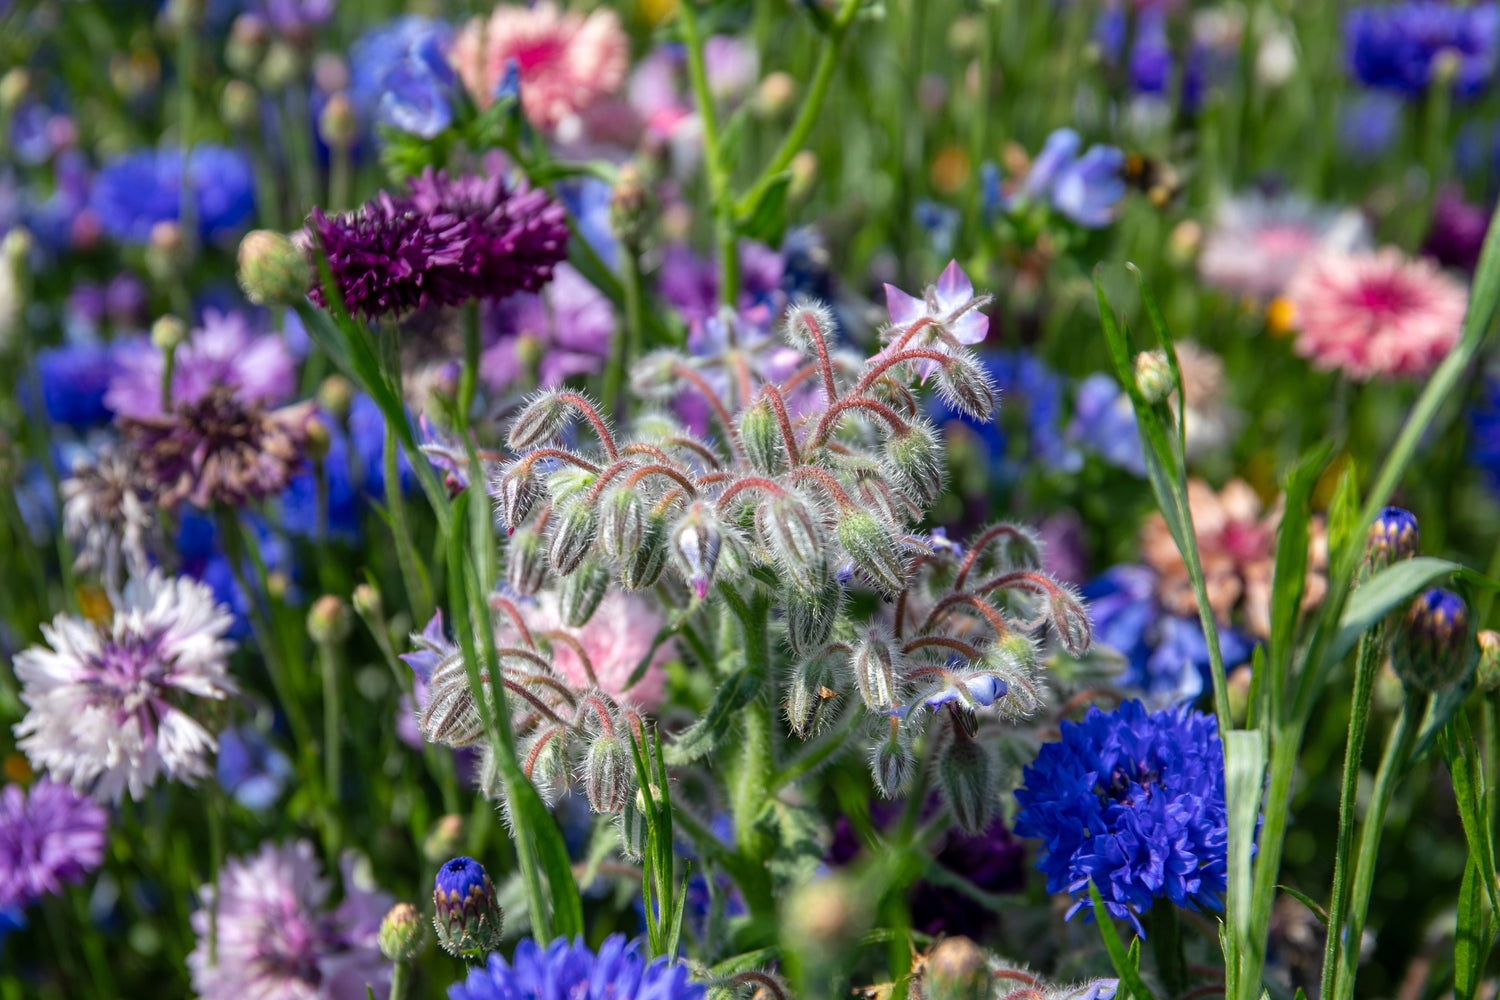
317, 637, 344, 852
770, 704, 861, 789
725, 587, 775, 863
160, 341, 178, 413
206, 785, 224, 966
603, 248, 644, 418
1150, 898, 1188, 999
330, 142, 351, 213
385, 424, 434, 623
677, 0, 738, 307
458, 300, 480, 428
177, 23, 198, 257
388, 960, 411, 1000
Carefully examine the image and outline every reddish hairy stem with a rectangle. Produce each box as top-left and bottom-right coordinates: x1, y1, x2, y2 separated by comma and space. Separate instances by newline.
662, 436, 723, 468
902, 635, 982, 659
670, 363, 745, 461
715, 476, 790, 510
584, 458, 636, 504
489, 595, 536, 649
730, 351, 755, 409
788, 465, 855, 508
517, 447, 601, 475
624, 463, 699, 495
556, 391, 618, 459
853, 347, 954, 397
977, 570, 1065, 601
578, 693, 617, 738
922, 592, 1015, 638
954, 524, 1032, 590
503, 679, 570, 725
523, 726, 566, 778
791, 307, 839, 403
761, 384, 802, 467
809, 395, 912, 451
780, 360, 822, 394
512, 672, 581, 706
541, 629, 598, 690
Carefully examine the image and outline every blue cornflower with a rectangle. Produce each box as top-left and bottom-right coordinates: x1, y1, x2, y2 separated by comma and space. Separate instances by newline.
1069, 373, 1146, 476
1014, 700, 1228, 933
448, 934, 704, 1000
1345, 2, 1500, 98
931, 350, 1081, 480
349, 16, 454, 137
1340, 92, 1405, 161
558, 177, 618, 270
177, 510, 299, 638
1471, 376, 1500, 493
348, 393, 418, 498
35, 341, 117, 427
278, 411, 361, 541
89, 146, 255, 245
216, 725, 293, 811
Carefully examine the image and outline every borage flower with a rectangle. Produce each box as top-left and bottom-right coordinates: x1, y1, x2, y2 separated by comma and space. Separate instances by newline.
0, 778, 108, 910
448, 934, 704, 1000
14, 571, 237, 803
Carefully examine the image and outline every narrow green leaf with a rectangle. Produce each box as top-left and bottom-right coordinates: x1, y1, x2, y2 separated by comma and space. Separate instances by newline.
1275, 885, 1329, 926
664, 666, 764, 764
1455, 853, 1491, 1000
1267, 444, 1334, 707
1331, 558, 1467, 663
1087, 881, 1158, 1000
1441, 717, 1500, 914
737, 171, 793, 244
1225, 730, 1268, 968
1326, 462, 1362, 573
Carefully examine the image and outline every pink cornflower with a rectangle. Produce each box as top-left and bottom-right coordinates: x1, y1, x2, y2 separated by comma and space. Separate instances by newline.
452, 2, 629, 130
1285, 248, 1469, 381
1197, 192, 1370, 301
508, 592, 671, 711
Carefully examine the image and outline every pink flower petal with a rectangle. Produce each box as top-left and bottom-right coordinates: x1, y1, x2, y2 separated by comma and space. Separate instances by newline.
884, 283, 925, 327
935, 259, 974, 310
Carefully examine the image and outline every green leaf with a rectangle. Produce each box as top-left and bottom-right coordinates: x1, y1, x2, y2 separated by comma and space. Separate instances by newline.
761, 798, 828, 889
737, 171, 793, 245
1326, 462, 1362, 574
1275, 885, 1329, 926
1267, 444, 1334, 700
1331, 557, 1467, 663
1455, 853, 1493, 1000
664, 665, 763, 764
1441, 716, 1500, 915
1087, 881, 1158, 1000
1225, 730, 1268, 970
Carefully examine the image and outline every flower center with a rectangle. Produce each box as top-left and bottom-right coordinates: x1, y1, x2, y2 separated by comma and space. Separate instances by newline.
1351, 275, 1417, 319
85, 629, 170, 720
513, 38, 565, 74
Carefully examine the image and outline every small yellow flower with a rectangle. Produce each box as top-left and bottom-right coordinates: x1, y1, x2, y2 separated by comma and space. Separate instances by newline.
1266, 295, 1298, 335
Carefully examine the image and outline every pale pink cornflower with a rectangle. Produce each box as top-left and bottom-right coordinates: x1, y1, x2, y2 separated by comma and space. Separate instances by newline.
508, 592, 671, 711
1197, 191, 1369, 301
452, 2, 629, 130
1285, 247, 1469, 381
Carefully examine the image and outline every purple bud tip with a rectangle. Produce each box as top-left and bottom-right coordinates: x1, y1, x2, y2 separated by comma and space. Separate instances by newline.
693, 578, 709, 600
435, 856, 490, 901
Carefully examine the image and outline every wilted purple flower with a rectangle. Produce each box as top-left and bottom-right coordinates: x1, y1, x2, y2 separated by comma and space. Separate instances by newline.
480, 262, 614, 390
0, 779, 107, 910
105, 309, 297, 419
188, 840, 393, 1000
14, 571, 237, 802
1346, 2, 1500, 98
89, 146, 255, 245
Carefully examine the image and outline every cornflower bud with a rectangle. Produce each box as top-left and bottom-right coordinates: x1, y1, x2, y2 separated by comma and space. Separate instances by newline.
851, 625, 901, 710
432, 856, 504, 957
583, 734, 631, 814
422, 813, 465, 863
258, 39, 302, 92
305, 417, 331, 463
760, 493, 828, 591
837, 509, 908, 594
225, 14, 266, 75
937, 729, 995, 833
351, 581, 381, 620
609, 162, 651, 252
491, 465, 542, 531
870, 728, 915, 798
1393, 588, 1477, 694
1365, 507, 1419, 576
506, 525, 549, 595
317, 375, 354, 421
785, 657, 840, 738
559, 556, 610, 627
598, 486, 644, 560
784, 579, 843, 656
755, 71, 797, 118
379, 902, 425, 962
936, 353, 997, 419
1133, 349, 1173, 404
237, 229, 309, 307
924, 937, 989, 1000
151, 314, 188, 353
672, 501, 723, 600
147, 220, 186, 281
508, 392, 571, 450
739, 398, 786, 473
220, 79, 258, 131
1480, 630, 1500, 693
621, 514, 669, 591
883, 420, 945, 507
318, 91, 357, 150
548, 500, 598, 576
307, 594, 352, 645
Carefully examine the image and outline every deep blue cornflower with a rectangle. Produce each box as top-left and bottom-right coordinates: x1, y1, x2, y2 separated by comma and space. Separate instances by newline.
89, 146, 255, 245
348, 393, 417, 497
1014, 700, 1228, 933
34, 341, 117, 427
177, 510, 300, 638
447, 934, 705, 1000
1345, 2, 1500, 98
349, 16, 454, 137
278, 411, 361, 541
1471, 376, 1500, 494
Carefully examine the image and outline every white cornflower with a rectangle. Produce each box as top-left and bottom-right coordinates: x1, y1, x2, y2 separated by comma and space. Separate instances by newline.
60, 446, 159, 593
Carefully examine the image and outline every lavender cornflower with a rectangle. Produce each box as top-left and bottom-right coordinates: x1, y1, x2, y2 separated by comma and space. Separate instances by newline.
448, 934, 704, 1000
188, 840, 393, 1000
349, 16, 454, 134
1014, 700, 1228, 933
60, 444, 159, 591
89, 146, 255, 245
479, 262, 615, 390
259, 0, 335, 39
0, 778, 108, 910
1345, 2, 1500, 98
14, 571, 237, 802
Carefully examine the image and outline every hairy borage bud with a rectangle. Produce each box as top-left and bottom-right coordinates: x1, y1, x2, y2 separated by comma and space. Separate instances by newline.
851, 625, 901, 710
785, 578, 843, 655
671, 501, 723, 600
1393, 588, 1477, 694
506, 525, 549, 595
938, 730, 994, 834
507, 392, 571, 451
522, 730, 568, 805
621, 514, 669, 591
739, 398, 785, 474
548, 500, 598, 576
1049, 585, 1093, 657
432, 856, 503, 958
617, 784, 658, 862
583, 735, 631, 814
837, 508, 907, 594
1133, 349, 1173, 405
883, 420, 945, 507
598, 486, 644, 560
559, 556, 609, 627
491, 466, 541, 531
786, 657, 840, 738
870, 731, 915, 798
760, 493, 827, 591
379, 902, 426, 962
936, 352, 997, 420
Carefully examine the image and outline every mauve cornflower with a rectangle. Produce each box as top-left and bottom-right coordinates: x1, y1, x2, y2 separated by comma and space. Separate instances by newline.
448, 934, 704, 1000
1424, 188, 1492, 273
405, 168, 569, 301
14, 570, 237, 803
61, 444, 159, 592
656, 241, 786, 327
105, 309, 297, 419
188, 839, 393, 1000
453, 2, 630, 129
1285, 248, 1469, 381
1345, 2, 1500, 98
1198, 191, 1371, 301
0, 778, 107, 910
307, 190, 470, 321
90, 146, 255, 245
480, 262, 614, 390
1013, 700, 1228, 931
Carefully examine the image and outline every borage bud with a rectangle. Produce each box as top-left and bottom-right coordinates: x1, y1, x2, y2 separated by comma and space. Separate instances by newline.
598, 486, 644, 560
507, 392, 571, 450
936, 353, 997, 420
1049, 583, 1092, 656
785, 578, 843, 656
491, 465, 541, 532
506, 525, 549, 595
379, 902, 425, 962
1133, 349, 1173, 404
1365, 506, 1419, 576
760, 493, 828, 590
785, 657, 841, 738
671, 501, 722, 599
583, 735, 631, 814
1480, 631, 1500, 693
559, 556, 609, 627
1393, 588, 1477, 694
432, 856, 504, 958
548, 500, 598, 576
621, 514, 669, 591
883, 420, 945, 507
870, 729, 915, 798
937, 729, 994, 833
307, 594, 352, 645
524, 731, 569, 805
739, 398, 785, 474
851, 625, 901, 710
837, 508, 908, 594
237, 229, 309, 307
924, 936, 989, 1000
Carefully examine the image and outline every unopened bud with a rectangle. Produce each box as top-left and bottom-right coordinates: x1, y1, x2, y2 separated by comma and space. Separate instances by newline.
522, 731, 568, 804
316, 375, 354, 421
1365, 507, 1419, 576
318, 91, 357, 149
1049, 585, 1093, 656
150, 315, 188, 353
432, 856, 503, 957
936, 354, 997, 419
739, 399, 786, 473
351, 582, 381, 621
785, 578, 843, 656
422, 813, 465, 862
870, 731, 915, 797
760, 494, 827, 591
379, 902, 426, 962
258, 39, 302, 92
1479, 631, 1500, 692
609, 162, 651, 251
937, 730, 994, 833
220, 79, 258, 131
237, 229, 310, 307
313, 53, 350, 94
1134, 349, 1173, 404
617, 784, 658, 861
304, 417, 331, 462
307, 594, 352, 645
506, 525, 549, 595
559, 556, 610, 627
851, 626, 901, 710
786, 657, 840, 738
1392, 588, 1477, 694
583, 735, 631, 814
789, 149, 818, 202
147, 220, 186, 280
837, 509, 907, 594
621, 514, 669, 591
598, 487, 644, 560
507, 393, 571, 450
548, 500, 598, 576
0, 69, 28, 114
490, 465, 542, 531
925, 936, 989, 1000
226, 14, 267, 76
755, 71, 797, 118
265, 571, 290, 602
1433, 48, 1463, 86
671, 501, 722, 600
784, 874, 861, 952
883, 421, 945, 507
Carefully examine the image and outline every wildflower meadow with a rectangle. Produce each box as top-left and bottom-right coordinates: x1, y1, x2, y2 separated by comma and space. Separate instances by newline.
5, 0, 1500, 997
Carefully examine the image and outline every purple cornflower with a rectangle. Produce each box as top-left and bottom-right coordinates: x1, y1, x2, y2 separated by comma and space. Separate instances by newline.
656, 241, 786, 326
89, 146, 255, 245
259, 0, 335, 38
308, 190, 469, 321
105, 309, 297, 418
448, 934, 705, 1000
1014, 700, 1228, 933
0, 779, 107, 910
13, 571, 237, 802
1345, 2, 1500, 98
405, 168, 569, 301
188, 839, 393, 1000
480, 263, 614, 390
1424, 188, 1492, 273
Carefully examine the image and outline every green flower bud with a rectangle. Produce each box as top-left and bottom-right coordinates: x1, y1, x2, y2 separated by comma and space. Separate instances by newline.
257, 39, 302, 92
936, 353, 997, 420
506, 525, 549, 595
558, 556, 610, 627
1392, 588, 1477, 694
583, 735, 631, 814
837, 508, 907, 595
870, 731, 914, 798
1477, 630, 1500, 693
378, 902, 425, 962
150, 314, 188, 353
304, 416, 331, 462
225, 14, 267, 76
317, 91, 357, 149
760, 493, 827, 591
548, 500, 598, 576
1133, 349, 1173, 405
351, 582, 382, 621
785, 657, 840, 739
598, 487, 644, 560
784, 578, 843, 656
0, 68, 29, 114
316, 374, 354, 421
937, 730, 994, 834
237, 229, 310, 307
507, 392, 571, 451
671, 501, 723, 600
306, 594, 352, 645
883, 420, 945, 508
220, 79, 258, 131
739, 398, 786, 474
924, 936, 989, 1000
620, 514, 669, 591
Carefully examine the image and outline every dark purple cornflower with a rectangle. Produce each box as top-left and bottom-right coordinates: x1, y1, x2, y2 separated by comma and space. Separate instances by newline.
405, 168, 569, 301
0, 779, 108, 910
1424, 188, 1492, 273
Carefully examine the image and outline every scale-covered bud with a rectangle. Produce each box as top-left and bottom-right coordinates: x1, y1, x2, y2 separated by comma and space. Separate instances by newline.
559, 556, 610, 627
307, 594, 352, 645
924, 936, 989, 1000
598, 486, 644, 560
937, 731, 994, 833
851, 625, 901, 710
786, 657, 840, 738
621, 514, 669, 591
237, 229, 309, 307
548, 500, 598, 576
583, 735, 631, 814
870, 731, 915, 798
739, 398, 786, 474
936, 353, 997, 419
1365, 507, 1419, 575
506, 526, 549, 595
883, 421, 945, 508
671, 501, 723, 600
761, 493, 827, 590
379, 902, 425, 962
1133, 349, 1173, 405
507, 393, 571, 450
837, 509, 907, 594
1392, 588, 1478, 694
491, 465, 542, 531
785, 578, 843, 656
1479, 630, 1500, 693
432, 856, 503, 957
